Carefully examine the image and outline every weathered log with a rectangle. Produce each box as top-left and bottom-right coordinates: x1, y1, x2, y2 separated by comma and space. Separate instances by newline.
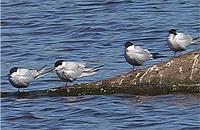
1, 49, 200, 98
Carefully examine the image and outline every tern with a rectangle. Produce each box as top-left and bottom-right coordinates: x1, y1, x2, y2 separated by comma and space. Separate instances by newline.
124, 41, 160, 70
54, 60, 103, 86
167, 29, 200, 55
8, 65, 52, 92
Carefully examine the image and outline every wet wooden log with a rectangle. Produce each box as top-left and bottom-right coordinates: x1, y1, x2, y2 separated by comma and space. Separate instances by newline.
1, 49, 200, 98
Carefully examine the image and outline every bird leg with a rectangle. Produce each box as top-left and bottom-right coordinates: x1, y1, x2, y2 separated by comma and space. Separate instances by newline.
132, 66, 139, 71
65, 82, 70, 87
132, 66, 135, 71
174, 52, 176, 56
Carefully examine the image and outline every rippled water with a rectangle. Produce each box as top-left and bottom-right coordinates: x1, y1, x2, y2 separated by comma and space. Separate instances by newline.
1, 0, 200, 129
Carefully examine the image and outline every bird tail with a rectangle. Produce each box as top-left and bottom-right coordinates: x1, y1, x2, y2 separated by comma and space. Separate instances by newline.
35, 65, 54, 79
81, 65, 104, 77
192, 36, 200, 44
151, 52, 166, 59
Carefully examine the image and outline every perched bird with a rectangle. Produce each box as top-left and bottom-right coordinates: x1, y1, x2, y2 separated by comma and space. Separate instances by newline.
167, 29, 200, 55
8, 65, 51, 92
124, 41, 159, 70
54, 60, 103, 86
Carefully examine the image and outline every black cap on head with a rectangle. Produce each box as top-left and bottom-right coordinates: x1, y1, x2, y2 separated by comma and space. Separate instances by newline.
9, 67, 18, 75
54, 60, 64, 67
125, 41, 133, 48
169, 29, 177, 35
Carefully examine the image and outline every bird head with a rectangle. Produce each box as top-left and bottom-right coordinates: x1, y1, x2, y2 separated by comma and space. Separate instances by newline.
54, 60, 65, 70
125, 41, 134, 48
124, 41, 134, 52
8, 67, 18, 77
169, 29, 177, 35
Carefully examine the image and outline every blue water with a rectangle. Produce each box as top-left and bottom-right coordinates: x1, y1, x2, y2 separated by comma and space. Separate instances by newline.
1, 0, 200, 129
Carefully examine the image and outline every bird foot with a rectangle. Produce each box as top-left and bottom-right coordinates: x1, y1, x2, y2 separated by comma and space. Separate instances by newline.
64, 82, 71, 87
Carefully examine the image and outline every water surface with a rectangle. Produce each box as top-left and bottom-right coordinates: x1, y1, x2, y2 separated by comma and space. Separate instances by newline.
1, 0, 200, 129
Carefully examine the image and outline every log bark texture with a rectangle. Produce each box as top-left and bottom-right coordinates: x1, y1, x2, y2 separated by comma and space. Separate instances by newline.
1, 49, 200, 98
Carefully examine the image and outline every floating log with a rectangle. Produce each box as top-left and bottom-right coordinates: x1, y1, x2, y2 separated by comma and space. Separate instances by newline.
1, 49, 200, 98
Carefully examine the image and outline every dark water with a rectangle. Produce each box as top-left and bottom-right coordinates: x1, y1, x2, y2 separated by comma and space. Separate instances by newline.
1, 0, 200, 129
